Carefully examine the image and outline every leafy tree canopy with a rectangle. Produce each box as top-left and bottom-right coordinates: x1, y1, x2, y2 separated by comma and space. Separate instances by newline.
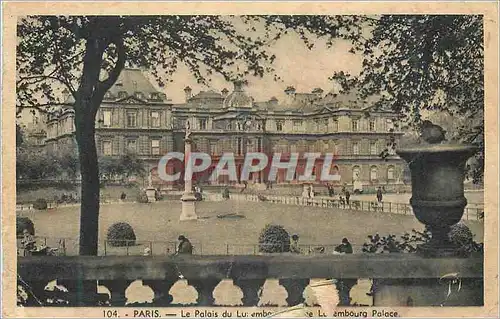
330, 15, 484, 182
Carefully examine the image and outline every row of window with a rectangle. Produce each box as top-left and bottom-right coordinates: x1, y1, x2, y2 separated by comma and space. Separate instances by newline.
272, 140, 388, 155
274, 118, 393, 132
101, 139, 161, 156
101, 110, 159, 128
102, 138, 264, 157
101, 138, 388, 158
352, 165, 396, 181
99, 110, 394, 133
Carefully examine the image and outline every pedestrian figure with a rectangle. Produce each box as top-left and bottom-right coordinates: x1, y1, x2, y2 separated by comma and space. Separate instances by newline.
376, 187, 383, 203
328, 185, 335, 197
290, 234, 301, 254
240, 181, 248, 193
345, 190, 351, 206
308, 185, 314, 198
222, 186, 230, 200
155, 188, 162, 201
338, 194, 345, 207
176, 235, 193, 255
120, 192, 127, 200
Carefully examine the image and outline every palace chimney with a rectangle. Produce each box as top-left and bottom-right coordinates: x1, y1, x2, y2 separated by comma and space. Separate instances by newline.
184, 86, 192, 102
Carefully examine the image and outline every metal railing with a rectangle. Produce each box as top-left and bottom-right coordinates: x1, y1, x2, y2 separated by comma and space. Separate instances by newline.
16, 192, 484, 221
16, 236, 381, 257
207, 193, 484, 221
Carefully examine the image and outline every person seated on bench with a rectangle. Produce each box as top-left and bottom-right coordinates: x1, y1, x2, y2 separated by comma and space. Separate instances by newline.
21, 229, 36, 252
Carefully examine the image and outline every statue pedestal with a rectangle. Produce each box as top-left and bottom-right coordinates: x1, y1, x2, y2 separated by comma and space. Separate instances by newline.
180, 192, 198, 221
301, 184, 313, 198
145, 188, 157, 202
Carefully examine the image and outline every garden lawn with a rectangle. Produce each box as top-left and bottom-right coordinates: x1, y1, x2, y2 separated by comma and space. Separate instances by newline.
18, 199, 484, 256
18, 199, 484, 307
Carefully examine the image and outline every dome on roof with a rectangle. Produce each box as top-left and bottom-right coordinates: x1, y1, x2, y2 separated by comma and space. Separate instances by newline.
223, 81, 253, 109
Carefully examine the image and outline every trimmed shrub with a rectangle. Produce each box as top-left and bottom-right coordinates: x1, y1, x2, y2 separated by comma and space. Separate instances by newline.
33, 198, 48, 210
106, 222, 136, 247
16, 216, 35, 237
137, 191, 149, 203
448, 222, 473, 247
258, 224, 290, 253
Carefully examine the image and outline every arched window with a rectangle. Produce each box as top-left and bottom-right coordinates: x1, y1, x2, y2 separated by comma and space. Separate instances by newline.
352, 166, 360, 182
331, 165, 341, 181
370, 166, 378, 181
387, 166, 395, 181
332, 165, 339, 174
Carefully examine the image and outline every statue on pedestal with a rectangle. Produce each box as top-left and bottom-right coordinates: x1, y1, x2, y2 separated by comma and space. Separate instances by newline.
185, 120, 192, 140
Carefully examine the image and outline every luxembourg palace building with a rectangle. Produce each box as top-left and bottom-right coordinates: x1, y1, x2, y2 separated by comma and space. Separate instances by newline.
41, 68, 409, 189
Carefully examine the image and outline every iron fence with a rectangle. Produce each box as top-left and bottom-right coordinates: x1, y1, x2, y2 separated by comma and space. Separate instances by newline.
16, 191, 484, 221
217, 193, 484, 221
17, 236, 374, 257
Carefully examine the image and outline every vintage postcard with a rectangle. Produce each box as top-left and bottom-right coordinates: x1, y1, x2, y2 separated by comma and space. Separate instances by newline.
2, 1, 499, 318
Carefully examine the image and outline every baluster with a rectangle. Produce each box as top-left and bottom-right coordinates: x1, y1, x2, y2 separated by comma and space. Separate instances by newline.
233, 279, 266, 306
334, 279, 357, 306
142, 279, 178, 306
278, 278, 310, 306
187, 279, 221, 306
99, 280, 133, 306
57, 279, 99, 306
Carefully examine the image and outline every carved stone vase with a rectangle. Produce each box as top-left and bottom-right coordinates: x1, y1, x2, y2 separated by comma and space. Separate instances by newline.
396, 144, 478, 257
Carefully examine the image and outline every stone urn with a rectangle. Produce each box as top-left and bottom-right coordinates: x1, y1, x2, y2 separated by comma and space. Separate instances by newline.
396, 143, 478, 257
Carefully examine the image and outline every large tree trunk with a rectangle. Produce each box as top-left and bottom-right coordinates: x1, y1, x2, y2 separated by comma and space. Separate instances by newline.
75, 106, 100, 256
72, 25, 125, 256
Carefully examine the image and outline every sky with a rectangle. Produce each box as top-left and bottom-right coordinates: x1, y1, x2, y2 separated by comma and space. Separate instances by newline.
150, 33, 363, 104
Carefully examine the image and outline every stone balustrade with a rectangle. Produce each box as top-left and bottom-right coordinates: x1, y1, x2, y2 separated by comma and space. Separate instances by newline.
18, 254, 483, 307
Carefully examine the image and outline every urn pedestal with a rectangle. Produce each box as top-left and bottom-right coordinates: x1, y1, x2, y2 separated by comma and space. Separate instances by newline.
180, 192, 198, 221
145, 188, 157, 203
396, 144, 478, 257
371, 143, 482, 307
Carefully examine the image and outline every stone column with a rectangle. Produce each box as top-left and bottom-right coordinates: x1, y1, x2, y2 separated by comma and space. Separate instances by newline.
180, 137, 198, 221
142, 279, 178, 306
334, 279, 357, 306
233, 279, 266, 306
99, 280, 133, 306
187, 279, 221, 306
58, 279, 98, 306
278, 278, 310, 306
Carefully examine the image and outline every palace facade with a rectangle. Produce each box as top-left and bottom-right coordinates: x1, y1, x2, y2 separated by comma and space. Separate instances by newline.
44, 68, 408, 188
